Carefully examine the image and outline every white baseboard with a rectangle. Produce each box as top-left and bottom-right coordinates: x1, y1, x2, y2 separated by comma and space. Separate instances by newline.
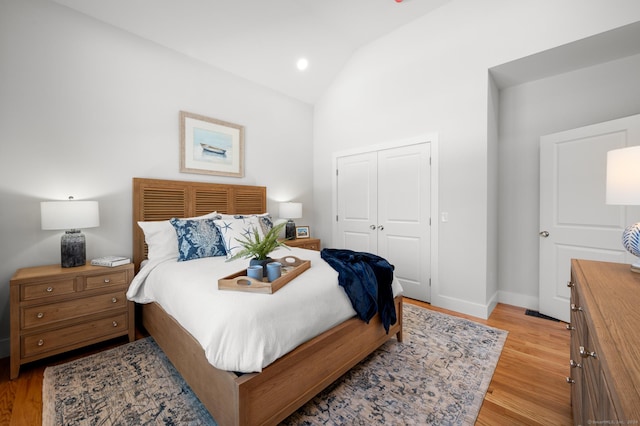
421, 290, 540, 321
431, 294, 494, 320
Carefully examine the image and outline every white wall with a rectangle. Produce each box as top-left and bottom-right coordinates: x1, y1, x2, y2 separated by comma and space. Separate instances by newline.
497, 53, 640, 309
313, 0, 640, 318
0, 0, 313, 357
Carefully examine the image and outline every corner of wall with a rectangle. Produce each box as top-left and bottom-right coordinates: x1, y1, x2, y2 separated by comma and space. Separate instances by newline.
0, 338, 9, 360
497, 290, 539, 311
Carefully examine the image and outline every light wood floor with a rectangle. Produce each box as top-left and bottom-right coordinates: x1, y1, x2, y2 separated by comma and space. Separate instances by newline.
0, 301, 572, 425
407, 300, 573, 426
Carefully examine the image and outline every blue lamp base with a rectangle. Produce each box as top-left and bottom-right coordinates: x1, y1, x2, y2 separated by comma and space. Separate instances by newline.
622, 222, 640, 273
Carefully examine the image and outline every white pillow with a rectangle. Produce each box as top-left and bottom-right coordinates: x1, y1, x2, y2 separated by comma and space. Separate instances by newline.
138, 211, 220, 261
214, 216, 265, 258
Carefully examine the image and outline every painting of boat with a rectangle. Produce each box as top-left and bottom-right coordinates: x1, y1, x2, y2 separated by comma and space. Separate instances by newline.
200, 143, 227, 156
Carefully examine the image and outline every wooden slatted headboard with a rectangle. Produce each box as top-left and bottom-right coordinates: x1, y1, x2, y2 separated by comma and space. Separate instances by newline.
132, 178, 267, 271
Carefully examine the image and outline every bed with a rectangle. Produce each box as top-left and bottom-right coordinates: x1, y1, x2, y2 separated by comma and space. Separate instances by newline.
131, 177, 403, 426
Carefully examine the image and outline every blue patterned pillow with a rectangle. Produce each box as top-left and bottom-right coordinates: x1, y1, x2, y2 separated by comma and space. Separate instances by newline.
170, 218, 227, 261
257, 214, 273, 235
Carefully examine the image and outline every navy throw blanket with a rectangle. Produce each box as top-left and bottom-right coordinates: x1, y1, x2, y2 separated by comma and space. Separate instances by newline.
320, 248, 396, 333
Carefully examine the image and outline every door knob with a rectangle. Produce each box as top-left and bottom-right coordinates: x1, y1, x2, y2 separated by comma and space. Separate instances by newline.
378, 225, 384, 231
539, 231, 549, 237
370, 225, 376, 230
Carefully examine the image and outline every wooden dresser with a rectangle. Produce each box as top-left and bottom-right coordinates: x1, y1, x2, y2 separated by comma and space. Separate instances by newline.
568, 259, 640, 424
9, 262, 135, 379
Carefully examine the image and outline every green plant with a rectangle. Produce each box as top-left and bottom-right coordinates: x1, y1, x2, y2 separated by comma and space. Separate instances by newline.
228, 222, 289, 261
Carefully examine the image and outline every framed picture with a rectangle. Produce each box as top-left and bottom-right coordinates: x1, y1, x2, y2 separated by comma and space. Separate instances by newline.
295, 226, 310, 239
180, 111, 244, 177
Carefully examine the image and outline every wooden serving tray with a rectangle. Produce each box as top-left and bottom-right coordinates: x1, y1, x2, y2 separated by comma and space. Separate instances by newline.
218, 256, 310, 294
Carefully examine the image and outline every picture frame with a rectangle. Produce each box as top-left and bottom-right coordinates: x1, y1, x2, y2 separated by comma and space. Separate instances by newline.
295, 225, 310, 239
180, 111, 244, 177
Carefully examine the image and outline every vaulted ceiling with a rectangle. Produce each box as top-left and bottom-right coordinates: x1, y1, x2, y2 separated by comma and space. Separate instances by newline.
51, 0, 452, 104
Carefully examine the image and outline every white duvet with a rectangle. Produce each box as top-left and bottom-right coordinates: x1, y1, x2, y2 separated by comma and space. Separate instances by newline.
127, 247, 402, 373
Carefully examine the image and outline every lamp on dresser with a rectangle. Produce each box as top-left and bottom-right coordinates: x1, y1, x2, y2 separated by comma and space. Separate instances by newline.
606, 145, 640, 272
41, 196, 100, 267
279, 202, 302, 240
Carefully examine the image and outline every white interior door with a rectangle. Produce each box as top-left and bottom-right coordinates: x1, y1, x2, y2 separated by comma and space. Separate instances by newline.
378, 143, 431, 302
336, 152, 378, 253
539, 114, 640, 322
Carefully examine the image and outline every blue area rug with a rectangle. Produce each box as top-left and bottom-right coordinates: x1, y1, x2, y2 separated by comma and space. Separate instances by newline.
43, 303, 507, 425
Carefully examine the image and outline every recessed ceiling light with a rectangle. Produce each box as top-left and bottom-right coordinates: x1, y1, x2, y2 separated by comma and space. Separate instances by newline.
296, 58, 309, 71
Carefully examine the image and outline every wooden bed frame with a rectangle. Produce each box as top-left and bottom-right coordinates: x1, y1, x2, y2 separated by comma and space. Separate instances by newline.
132, 177, 403, 426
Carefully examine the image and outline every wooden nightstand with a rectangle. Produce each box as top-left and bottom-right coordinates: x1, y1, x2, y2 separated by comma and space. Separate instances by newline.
282, 238, 321, 251
9, 262, 135, 379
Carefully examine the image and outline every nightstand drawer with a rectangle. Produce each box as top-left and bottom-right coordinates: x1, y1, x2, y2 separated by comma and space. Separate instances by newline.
85, 270, 128, 290
22, 312, 128, 358
21, 278, 76, 301
22, 291, 126, 329
281, 238, 321, 251
301, 241, 319, 250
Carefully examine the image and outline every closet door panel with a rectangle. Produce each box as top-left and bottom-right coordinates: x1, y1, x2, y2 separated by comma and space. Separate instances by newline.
378, 144, 431, 302
336, 152, 378, 253
385, 235, 422, 293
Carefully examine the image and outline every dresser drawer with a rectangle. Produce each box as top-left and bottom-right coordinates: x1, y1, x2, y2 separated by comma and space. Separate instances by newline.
21, 291, 126, 329
569, 259, 640, 424
22, 312, 128, 358
85, 270, 128, 290
21, 278, 76, 301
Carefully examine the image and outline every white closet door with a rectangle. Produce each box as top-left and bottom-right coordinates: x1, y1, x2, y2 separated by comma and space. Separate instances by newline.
335, 143, 431, 302
336, 152, 378, 253
378, 143, 431, 302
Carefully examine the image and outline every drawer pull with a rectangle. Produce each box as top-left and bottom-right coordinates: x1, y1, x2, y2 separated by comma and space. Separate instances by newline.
566, 377, 575, 384
566, 324, 575, 331
46, 287, 53, 292
569, 359, 582, 368
104, 279, 110, 283
111, 297, 117, 303
37, 339, 44, 346
112, 321, 118, 327
567, 281, 574, 288
36, 312, 44, 319
570, 303, 582, 312
579, 346, 597, 359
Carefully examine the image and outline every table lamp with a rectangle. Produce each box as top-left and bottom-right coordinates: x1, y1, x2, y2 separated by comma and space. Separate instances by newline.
606, 145, 640, 273
279, 202, 302, 240
41, 197, 100, 267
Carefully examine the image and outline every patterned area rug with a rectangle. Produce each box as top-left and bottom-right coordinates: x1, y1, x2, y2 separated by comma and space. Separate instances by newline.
43, 304, 507, 425
42, 337, 214, 425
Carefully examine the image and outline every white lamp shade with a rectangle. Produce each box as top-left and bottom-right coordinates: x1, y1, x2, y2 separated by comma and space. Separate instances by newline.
41, 200, 100, 230
279, 202, 302, 219
606, 146, 640, 205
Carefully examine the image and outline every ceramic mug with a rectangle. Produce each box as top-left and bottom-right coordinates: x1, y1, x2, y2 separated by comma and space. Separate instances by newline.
247, 265, 263, 281
266, 262, 282, 282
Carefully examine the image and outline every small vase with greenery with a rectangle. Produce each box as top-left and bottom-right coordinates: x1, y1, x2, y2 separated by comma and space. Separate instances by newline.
228, 222, 289, 272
